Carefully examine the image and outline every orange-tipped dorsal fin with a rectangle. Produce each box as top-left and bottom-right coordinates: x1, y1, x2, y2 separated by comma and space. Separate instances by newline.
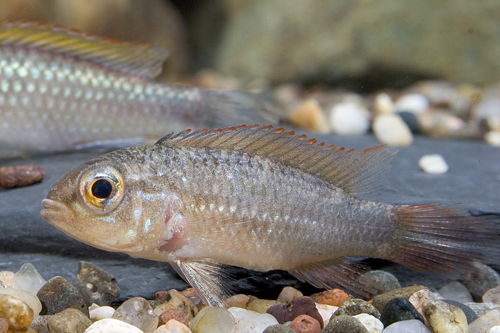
156, 125, 396, 194
0, 20, 169, 78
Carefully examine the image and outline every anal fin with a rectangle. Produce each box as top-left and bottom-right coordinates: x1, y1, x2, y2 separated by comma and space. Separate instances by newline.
172, 260, 234, 307
288, 257, 379, 298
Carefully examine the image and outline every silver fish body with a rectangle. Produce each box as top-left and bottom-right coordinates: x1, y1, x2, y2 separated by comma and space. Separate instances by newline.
41, 125, 500, 306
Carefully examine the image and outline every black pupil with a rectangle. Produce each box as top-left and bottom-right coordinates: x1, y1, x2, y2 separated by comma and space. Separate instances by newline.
91, 179, 113, 199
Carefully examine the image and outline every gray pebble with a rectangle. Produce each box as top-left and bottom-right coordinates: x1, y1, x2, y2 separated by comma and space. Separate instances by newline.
443, 299, 478, 323
322, 314, 368, 333
74, 261, 120, 306
28, 315, 51, 333
37, 276, 88, 316
263, 324, 296, 333
362, 270, 401, 294
48, 308, 92, 333
464, 262, 500, 301
438, 281, 473, 303
466, 302, 500, 318
333, 298, 381, 319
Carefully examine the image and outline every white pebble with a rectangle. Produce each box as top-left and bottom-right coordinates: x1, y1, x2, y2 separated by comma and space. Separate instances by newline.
316, 303, 338, 327
0, 271, 14, 288
485, 131, 500, 147
373, 114, 413, 146
328, 102, 370, 135
89, 304, 115, 321
228, 307, 278, 333
155, 319, 191, 332
84, 318, 144, 333
489, 325, 500, 333
374, 93, 395, 114
190, 306, 235, 333
418, 154, 449, 174
113, 297, 158, 333
382, 319, 431, 333
438, 281, 473, 303
353, 313, 383, 333
0, 287, 42, 316
395, 94, 430, 114
13, 263, 46, 295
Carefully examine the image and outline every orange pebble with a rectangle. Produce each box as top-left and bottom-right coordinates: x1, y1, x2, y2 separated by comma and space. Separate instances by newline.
288, 314, 321, 333
315, 289, 352, 306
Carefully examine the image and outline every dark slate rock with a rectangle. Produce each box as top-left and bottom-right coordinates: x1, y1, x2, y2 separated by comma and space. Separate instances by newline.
443, 299, 478, 324
37, 276, 88, 316
380, 297, 425, 327
397, 111, 420, 133
322, 314, 368, 333
333, 298, 381, 319
267, 296, 324, 329
263, 324, 297, 333
73, 261, 120, 306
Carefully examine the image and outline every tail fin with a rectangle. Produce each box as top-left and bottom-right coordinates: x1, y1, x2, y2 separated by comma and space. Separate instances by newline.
200, 89, 282, 128
390, 205, 500, 273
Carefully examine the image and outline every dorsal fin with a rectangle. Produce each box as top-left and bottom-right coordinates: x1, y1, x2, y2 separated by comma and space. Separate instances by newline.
0, 20, 169, 78
156, 125, 396, 194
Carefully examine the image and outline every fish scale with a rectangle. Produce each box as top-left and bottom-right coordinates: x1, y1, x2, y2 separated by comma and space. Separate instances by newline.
41, 125, 500, 307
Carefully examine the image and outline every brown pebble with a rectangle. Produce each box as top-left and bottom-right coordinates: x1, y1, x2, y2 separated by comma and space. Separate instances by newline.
267, 296, 324, 329
313, 288, 352, 306
288, 314, 321, 333
0, 165, 45, 188
155, 291, 169, 301
158, 308, 189, 327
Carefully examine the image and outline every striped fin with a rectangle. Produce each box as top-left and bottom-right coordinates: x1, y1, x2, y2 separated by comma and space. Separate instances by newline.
156, 125, 396, 194
0, 20, 169, 78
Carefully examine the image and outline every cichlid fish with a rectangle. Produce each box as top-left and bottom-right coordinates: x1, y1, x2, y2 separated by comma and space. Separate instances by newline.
41, 125, 500, 306
0, 20, 277, 158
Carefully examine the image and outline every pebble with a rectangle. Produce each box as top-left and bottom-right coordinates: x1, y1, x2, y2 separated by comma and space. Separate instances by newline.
382, 319, 432, 333
469, 310, 500, 333
0, 272, 14, 288
485, 131, 500, 147
12, 263, 46, 295
321, 314, 368, 333
314, 303, 337, 327
289, 99, 330, 134
28, 315, 50, 333
263, 324, 296, 333
190, 306, 235, 333
418, 154, 449, 174
113, 297, 158, 333
438, 281, 474, 303
228, 307, 279, 333
225, 294, 252, 309
490, 326, 500, 333
361, 271, 401, 294
74, 261, 120, 307
423, 299, 468, 333
379, 297, 424, 327
466, 302, 500, 318
37, 276, 88, 316
313, 289, 351, 307
0, 288, 42, 317
408, 287, 436, 322
266, 296, 323, 329
465, 262, 500, 301
155, 319, 192, 333
277, 287, 303, 304
371, 285, 427, 312
246, 299, 280, 314
395, 93, 430, 114
373, 93, 395, 115
328, 102, 371, 135
158, 308, 189, 327
333, 299, 380, 319
84, 318, 145, 333
0, 165, 45, 188
353, 313, 383, 333
153, 289, 198, 322
443, 300, 478, 323
47, 308, 92, 333
288, 314, 321, 333
89, 304, 115, 321
372, 113, 413, 146
0, 293, 34, 330
397, 111, 420, 133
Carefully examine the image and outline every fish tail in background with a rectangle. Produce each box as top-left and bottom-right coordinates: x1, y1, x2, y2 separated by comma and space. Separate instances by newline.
390, 205, 500, 273
199, 89, 282, 127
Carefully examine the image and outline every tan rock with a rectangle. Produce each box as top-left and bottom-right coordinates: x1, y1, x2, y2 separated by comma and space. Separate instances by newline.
48, 308, 92, 333
277, 286, 303, 304
0, 294, 34, 330
153, 289, 198, 321
423, 300, 468, 333
469, 310, 500, 333
289, 99, 330, 134
246, 299, 280, 314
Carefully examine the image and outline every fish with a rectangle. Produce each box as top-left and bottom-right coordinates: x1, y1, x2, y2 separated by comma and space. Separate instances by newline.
0, 20, 278, 158
40, 124, 500, 307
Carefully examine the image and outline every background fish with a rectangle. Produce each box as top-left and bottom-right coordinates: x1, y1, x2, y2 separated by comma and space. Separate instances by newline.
0, 20, 278, 158
41, 125, 500, 307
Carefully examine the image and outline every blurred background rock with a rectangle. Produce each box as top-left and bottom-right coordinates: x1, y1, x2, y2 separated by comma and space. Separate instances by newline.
2, 0, 499, 89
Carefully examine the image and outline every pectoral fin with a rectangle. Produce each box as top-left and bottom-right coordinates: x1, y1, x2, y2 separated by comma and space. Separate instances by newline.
288, 257, 379, 298
172, 260, 234, 307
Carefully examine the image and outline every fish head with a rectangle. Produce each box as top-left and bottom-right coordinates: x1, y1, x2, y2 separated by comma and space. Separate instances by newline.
41, 152, 183, 255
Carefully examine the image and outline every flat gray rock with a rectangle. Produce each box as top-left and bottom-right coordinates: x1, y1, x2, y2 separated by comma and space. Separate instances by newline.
1, 131, 499, 301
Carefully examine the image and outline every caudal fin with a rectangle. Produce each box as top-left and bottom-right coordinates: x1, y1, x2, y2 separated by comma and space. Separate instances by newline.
390, 205, 500, 273
200, 89, 282, 128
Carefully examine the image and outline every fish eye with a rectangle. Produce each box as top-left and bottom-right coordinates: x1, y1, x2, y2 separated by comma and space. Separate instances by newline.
79, 167, 124, 212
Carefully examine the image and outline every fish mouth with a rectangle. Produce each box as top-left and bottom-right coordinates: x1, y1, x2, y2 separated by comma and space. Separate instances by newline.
41, 199, 76, 234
